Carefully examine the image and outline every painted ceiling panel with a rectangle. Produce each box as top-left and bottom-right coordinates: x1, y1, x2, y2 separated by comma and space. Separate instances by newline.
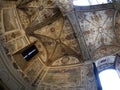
17, 9, 30, 29
15, 0, 83, 66
17, 0, 59, 31
52, 56, 79, 66
60, 19, 81, 54
77, 9, 120, 59
24, 57, 44, 83
115, 11, 120, 43
35, 40, 48, 62
4, 31, 23, 42
3, 9, 19, 31
34, 35, 57, 61
2, 1, 120, 89
41, 64, 97, 90
34, 18, 64, 40
32, 16, 82, 65
93, 45, 120, 59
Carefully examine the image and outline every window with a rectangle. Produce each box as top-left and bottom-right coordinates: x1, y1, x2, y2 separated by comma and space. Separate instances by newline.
73, 0, 109, 6
99, 69, 120, 90
21, 45, 38, 61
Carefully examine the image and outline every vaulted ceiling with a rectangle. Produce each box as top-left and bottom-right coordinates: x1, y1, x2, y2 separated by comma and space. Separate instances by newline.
1, 0, 120, 90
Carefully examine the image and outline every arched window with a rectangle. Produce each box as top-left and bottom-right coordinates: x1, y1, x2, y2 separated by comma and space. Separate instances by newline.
93, 55, 120, 90
99, 69, 120, 90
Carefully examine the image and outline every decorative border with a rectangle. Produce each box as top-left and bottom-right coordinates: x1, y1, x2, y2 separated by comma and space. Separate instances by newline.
74, 3, 114, 12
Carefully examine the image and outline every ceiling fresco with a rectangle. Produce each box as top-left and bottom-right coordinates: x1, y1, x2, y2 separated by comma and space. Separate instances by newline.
1, 0, 120, 90
3, 9, 20, 32
17, 0, 61, 30
115, 11, 120, 42
37, 64, 97, 90
15, 0, 82, 66
32, 17, 82, 66
0, 0, 82, 66
76, 8, 120, 59
0, 0, 83, 86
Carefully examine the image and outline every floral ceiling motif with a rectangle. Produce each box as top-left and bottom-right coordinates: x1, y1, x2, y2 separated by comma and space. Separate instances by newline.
33, 17, 82, 66
1, 1, 120, 89
77, 8, 120, 59
17, 0, 82, 66
17, 0, 60, 30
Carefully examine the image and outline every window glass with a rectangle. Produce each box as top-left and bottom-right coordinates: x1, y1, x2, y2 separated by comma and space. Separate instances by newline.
99, 69, 120, 90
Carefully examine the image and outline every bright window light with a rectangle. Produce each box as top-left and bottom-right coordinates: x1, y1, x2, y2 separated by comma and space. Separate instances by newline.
73, 0, 108, 6
99, 69, 120, 90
